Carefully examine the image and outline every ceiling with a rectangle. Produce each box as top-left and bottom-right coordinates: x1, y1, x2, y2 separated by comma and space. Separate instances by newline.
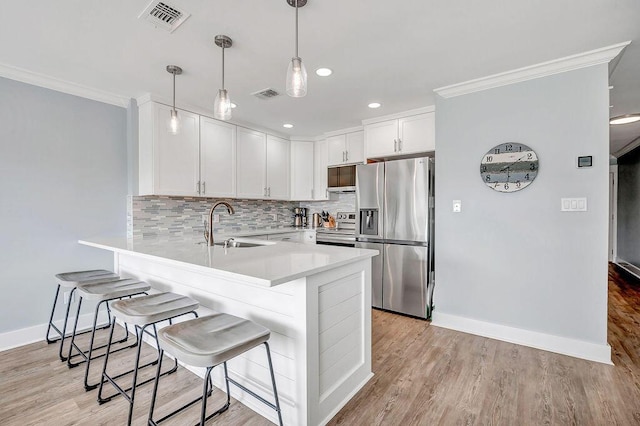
1, 1, 639, 153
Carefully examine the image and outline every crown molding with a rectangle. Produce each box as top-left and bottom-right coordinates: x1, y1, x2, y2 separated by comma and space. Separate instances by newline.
614, 135, 640, 159
0, 62, 130, 108
434, 41, 631, 99
324, 125, 364, 138
361, 105, 435, 126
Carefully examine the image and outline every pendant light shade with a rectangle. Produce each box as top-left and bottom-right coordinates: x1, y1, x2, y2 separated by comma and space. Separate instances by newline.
286, 57, 307, 97
166, 65, 182, 135
286, 0, 307, 98
214, 35, 233, 121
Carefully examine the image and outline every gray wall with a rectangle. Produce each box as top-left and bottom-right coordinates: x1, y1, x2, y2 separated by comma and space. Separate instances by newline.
434, 65, 610, 344
0, 77, 128, 333
617, 146, 640, 266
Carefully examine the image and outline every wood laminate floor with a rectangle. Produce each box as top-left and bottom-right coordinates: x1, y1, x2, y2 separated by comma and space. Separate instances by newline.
1, 264, 639, 425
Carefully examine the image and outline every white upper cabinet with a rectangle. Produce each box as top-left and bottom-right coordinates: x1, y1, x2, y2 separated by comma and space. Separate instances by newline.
266, 135, 290, 200
139, 102, 200, 196
200, 117, 236, 198
326, 130, 364, 166
290, 141, 314, 200
236, 127, 267, 199
364, 112, 435, 159
314, 139, 330, 200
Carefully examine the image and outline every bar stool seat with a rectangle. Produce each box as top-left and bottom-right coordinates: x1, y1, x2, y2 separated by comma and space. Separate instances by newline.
97, 292, 200, 426
158, 313, 270, 368
110, 292, 199, 325
46, 269, 120, 361
148, 313, 283, 426
68, 278, 151, 390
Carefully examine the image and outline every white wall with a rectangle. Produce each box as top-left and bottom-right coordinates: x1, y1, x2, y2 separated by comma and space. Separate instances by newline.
0, 77, 128, 334
433, 65, 610, 358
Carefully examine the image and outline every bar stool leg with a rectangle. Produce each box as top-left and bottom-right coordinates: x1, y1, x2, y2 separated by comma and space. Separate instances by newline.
200, 367, 214, 425
147, 349, 164, 426
264, 342, 284, 426
45, 284, 62, 344
96, 316, 118, 401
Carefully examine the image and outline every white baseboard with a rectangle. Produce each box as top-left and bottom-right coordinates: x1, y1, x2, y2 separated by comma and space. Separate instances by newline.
0, 311, 109, 353
431, 312, 612, 365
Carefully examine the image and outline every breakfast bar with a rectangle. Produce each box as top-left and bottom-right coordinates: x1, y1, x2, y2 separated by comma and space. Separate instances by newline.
79, 236, 377, 426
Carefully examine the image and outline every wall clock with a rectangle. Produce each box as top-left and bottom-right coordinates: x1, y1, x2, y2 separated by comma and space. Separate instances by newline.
480, 142, 538, 193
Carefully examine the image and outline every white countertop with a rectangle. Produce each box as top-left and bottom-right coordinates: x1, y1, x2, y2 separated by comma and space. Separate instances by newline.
80, 234, 377, 287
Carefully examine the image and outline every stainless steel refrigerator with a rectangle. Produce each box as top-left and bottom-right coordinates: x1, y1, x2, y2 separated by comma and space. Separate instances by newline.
355, 157, 435, 319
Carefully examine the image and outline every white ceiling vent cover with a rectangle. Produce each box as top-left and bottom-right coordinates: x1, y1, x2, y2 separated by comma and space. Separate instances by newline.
139, 1, 191, 33
252, 88, 281, 100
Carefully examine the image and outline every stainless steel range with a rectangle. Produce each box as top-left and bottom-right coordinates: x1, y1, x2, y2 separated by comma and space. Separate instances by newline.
315, 211, 356, 247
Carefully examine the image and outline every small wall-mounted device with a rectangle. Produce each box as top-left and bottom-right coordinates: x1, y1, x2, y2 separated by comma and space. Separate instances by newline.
577, 156, 593, 168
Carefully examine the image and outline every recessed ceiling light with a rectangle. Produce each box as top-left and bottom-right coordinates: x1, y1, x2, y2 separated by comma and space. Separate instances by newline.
283, 123, 294, 128
315, 68, 333, 77
368, 102, 381, 109
610, 114, 640, 125
231, 103, 237, 108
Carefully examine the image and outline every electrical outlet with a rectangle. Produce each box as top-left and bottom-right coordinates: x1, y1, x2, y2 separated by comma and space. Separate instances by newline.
213, 214, 220, 223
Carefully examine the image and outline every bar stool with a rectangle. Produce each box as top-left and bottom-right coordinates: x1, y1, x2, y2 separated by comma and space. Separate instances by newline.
96, 292, 200, 426
46, 269, 119, 361
148, 313, 283, 426
67, 278, 151, 390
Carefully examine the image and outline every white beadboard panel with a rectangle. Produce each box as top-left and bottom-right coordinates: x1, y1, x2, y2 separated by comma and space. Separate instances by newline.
319, 310, 362, 356
318, 272, 362, 313
319, 325, 362, 374
225, 351, 296, 400
319, 343, 363, 399
319, 293, 362, 333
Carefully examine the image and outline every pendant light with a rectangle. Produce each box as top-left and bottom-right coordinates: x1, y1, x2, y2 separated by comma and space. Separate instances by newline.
214, 35, 233, 121
166, 65, 182, 135
286, 0, 308, 97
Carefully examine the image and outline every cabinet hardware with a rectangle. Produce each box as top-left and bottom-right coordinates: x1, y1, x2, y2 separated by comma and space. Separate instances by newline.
311, 188, 314, 199
346, 151, 349, 161
268, 187, 271, 197
394, 139, 397, 152
398, 139, 402, 152
264, 187, 267, 197
342, 151, 345, 162
202, 182, 206, 194
197, 181, 201, 194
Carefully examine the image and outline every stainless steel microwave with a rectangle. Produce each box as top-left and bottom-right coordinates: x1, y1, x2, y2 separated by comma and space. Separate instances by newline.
327, 165, 356, 192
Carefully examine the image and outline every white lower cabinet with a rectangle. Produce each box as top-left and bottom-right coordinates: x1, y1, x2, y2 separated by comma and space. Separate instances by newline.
290, 141, 315, 200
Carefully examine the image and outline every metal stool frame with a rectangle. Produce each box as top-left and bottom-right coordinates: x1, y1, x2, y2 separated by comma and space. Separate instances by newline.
147, 342, 283, 426
67, 292, 148, 390
97, 310, 199, 426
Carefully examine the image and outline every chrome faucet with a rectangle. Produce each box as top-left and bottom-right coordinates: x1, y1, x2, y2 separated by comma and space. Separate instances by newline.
204, 201, 235, 246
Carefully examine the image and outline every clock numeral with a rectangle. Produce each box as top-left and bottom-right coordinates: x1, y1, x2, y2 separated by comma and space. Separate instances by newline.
527, 153, 533, 159
494, 148, 500, 154
530, 163, 536, 170
516, 181, 521, 188
504, 183, 509, 190
485, 174, 491, 182
494, 182, 499, 188
481, 165, 487, 172
525, 173, 530, 180
505, 144, 513, 151
519, 146, 522, 152
486, 155, 493, 162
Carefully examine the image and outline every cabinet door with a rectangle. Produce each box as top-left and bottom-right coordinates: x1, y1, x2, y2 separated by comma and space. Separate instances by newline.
345, 131, 364, 164
398, 113, 435, 154
364, 120, 398, 159
236, 127, 267, 198
326, 134, 346, 166
290, 141, 314, 200
200, 117, 236, 198
314, 139, 329, 200
266, 135, 290, 200
153, 104, 200, 196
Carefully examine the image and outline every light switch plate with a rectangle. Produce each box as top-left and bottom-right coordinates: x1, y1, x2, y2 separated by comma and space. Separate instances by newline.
561, 197, 587, 212
453, 200, 462, 213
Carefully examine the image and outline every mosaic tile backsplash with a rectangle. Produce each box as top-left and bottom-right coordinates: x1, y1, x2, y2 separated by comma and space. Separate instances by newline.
128, 193, 357, 238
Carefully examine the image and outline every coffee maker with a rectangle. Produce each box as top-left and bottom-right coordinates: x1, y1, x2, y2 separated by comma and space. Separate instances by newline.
293, 207, 307, 227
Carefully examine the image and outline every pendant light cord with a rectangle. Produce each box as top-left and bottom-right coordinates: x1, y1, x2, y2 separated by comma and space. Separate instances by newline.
172, 71, 176, 111
221, 45, 225, 90
295, 0, 299, 58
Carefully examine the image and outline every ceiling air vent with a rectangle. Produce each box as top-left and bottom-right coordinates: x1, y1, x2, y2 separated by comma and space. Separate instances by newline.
252, 88, 281, 100
139, 0, 191, 33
